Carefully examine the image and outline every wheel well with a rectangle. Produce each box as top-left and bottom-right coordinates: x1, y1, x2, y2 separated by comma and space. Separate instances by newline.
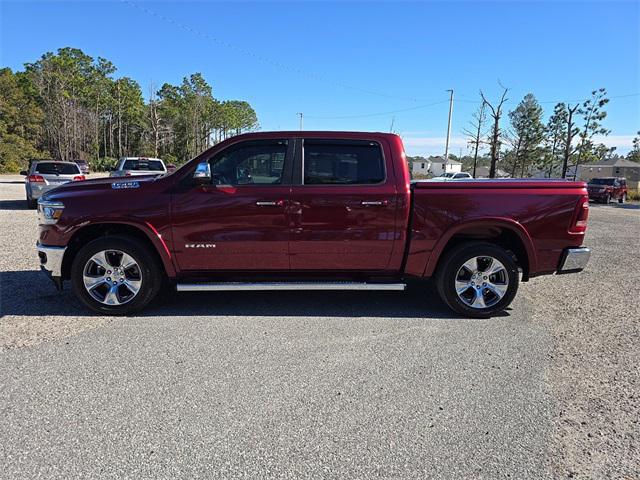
61, 223, 165, 280
436, 226, 530, 280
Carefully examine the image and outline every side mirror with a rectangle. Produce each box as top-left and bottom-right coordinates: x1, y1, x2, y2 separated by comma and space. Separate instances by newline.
193, 162, 211, 184
20, 170, 28, 176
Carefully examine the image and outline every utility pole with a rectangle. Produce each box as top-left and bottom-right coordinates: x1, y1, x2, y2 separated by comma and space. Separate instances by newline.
444, 89, 454, 171
297, 112, 304, 131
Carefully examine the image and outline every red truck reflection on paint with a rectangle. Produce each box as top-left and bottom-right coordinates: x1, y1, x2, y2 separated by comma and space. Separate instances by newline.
35, 131, 590, 318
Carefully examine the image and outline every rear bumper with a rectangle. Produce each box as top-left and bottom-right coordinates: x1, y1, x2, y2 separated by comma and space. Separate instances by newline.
28, 184, 59, 200
557, 247, 591, 273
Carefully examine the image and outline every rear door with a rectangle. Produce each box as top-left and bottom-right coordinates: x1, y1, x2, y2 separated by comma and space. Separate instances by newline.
171, 139, 293, 271
289, 138, 400, 271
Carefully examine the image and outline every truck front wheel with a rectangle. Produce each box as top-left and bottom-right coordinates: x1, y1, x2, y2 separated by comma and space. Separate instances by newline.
71, 236, 163, 315
436, 242, 519, 318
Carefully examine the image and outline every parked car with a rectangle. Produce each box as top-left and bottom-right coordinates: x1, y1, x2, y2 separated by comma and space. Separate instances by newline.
430, 172, 473, 181
587, 177, 628, 204
21, 161, 85, 209
110, 157, 167, 177
72, 159, 90, 175
34, 132, 590, 318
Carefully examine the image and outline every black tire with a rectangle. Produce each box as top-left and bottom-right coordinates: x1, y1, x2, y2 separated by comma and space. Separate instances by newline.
71, 235, 163, 315
619, 193, 626, 204
435, 242, 519, 318
603, 194, 610, 204
26, 195, 37, 209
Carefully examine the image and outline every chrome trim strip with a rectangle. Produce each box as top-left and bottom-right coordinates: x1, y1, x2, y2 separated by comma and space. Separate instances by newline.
176, 282, 406, 292
559, 247, 591, 272
36, 243, 66, 277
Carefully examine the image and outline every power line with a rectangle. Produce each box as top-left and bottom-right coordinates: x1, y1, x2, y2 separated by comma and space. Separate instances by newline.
120, 0, 426, 103
304, 99, 450, 120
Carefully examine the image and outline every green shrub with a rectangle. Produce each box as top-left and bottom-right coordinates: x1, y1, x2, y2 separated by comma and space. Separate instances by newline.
627, 190, 640, 201
92, 157, 117, 172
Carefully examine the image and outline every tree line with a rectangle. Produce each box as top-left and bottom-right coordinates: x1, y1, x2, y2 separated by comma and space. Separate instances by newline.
0, 47, 258, 173
462, 86, 639, 178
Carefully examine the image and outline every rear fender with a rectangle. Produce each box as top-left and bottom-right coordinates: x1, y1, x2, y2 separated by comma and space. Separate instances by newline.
423, 217, 537, 277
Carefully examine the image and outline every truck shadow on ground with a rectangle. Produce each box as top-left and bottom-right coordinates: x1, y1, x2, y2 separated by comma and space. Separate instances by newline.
0, 199, 30, 211
1, 270, 511, 320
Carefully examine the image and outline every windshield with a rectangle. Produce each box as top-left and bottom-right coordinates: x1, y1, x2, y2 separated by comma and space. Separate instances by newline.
35, 162, 80, 175
440, 172, 455, 178
122, 159, 165, 171
589, 178, 616, 185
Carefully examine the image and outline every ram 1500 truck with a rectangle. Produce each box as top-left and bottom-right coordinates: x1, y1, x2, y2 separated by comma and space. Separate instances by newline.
35, 131, 591, 317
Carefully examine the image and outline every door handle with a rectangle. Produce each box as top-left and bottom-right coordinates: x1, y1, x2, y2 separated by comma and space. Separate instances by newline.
256, 200, 284, 207
361, 200, 389, 206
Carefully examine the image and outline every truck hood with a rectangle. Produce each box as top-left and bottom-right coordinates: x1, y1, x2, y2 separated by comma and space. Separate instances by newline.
42, 175, 160, 198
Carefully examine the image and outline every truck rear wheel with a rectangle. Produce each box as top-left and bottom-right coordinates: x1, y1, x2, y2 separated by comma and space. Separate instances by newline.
619, 193, 626, 204
436, 242, 519, 318
71, 235, 162, 315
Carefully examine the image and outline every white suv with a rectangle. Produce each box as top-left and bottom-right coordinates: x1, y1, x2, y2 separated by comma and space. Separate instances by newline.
431, 172, 473, 181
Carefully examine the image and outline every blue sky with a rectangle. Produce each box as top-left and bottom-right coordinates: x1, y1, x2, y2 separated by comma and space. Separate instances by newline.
1, 1, 639, 156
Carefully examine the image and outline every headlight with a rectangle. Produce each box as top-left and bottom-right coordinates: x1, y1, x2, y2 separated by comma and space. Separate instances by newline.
37, 199, 65, 225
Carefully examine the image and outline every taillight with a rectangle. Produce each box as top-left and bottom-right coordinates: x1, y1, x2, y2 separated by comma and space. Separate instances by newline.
28, 174, 45, 183
569, 196, 589, 234
73, 175, 85, 181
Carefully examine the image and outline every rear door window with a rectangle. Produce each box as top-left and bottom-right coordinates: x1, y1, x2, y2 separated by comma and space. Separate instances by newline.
123, 159, 165, 171
303, 140, 385, 185
35, 163, 80, 175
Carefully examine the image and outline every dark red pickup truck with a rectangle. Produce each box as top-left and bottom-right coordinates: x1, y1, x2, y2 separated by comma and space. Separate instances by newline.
36, 131, 591, 317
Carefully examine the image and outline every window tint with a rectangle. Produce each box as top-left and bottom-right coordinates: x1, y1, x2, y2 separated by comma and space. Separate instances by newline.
123, 159, 165, 171
304, 141, 384, 185
210, 141, 287, 185
35, 162, 80, 175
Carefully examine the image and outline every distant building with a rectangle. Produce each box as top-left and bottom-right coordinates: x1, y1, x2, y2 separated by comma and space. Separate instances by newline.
429, 157, 462, 177
412, 159, 432, 176
578, 158, 640, 191
472, 166, 510, 178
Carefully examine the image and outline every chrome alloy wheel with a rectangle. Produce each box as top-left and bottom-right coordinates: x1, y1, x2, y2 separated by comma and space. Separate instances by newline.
455, 256, 509, 309
82, 250, 142, 306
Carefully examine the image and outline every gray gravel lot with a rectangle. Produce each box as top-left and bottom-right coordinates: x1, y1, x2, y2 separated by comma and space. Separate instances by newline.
1, 175, 638, 479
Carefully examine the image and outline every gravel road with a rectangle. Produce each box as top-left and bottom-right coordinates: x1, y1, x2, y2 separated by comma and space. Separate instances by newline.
1, 175, 638, 479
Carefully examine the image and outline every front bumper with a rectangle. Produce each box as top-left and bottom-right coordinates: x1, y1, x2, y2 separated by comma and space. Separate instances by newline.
37, 242, 66, 279
557, 247, 591, 273
587, 191, 609, 200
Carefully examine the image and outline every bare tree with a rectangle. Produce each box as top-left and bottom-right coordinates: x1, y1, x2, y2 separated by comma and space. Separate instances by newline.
562, 104, 579, 178
480, 85, 509, 178
463, 100, 487, 178
148, 82, 160, 157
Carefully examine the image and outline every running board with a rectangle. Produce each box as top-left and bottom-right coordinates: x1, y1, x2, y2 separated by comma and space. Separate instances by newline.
176, 282, 406, 292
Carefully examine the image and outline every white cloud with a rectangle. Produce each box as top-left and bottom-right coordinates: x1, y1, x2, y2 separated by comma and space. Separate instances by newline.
591, 135, 635, 152
401, 135, 470, 156
400, 134, 637, 157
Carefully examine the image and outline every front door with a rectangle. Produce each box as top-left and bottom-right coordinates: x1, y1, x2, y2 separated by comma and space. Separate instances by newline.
171, 139, 293, 271
289, 138, 400, 271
